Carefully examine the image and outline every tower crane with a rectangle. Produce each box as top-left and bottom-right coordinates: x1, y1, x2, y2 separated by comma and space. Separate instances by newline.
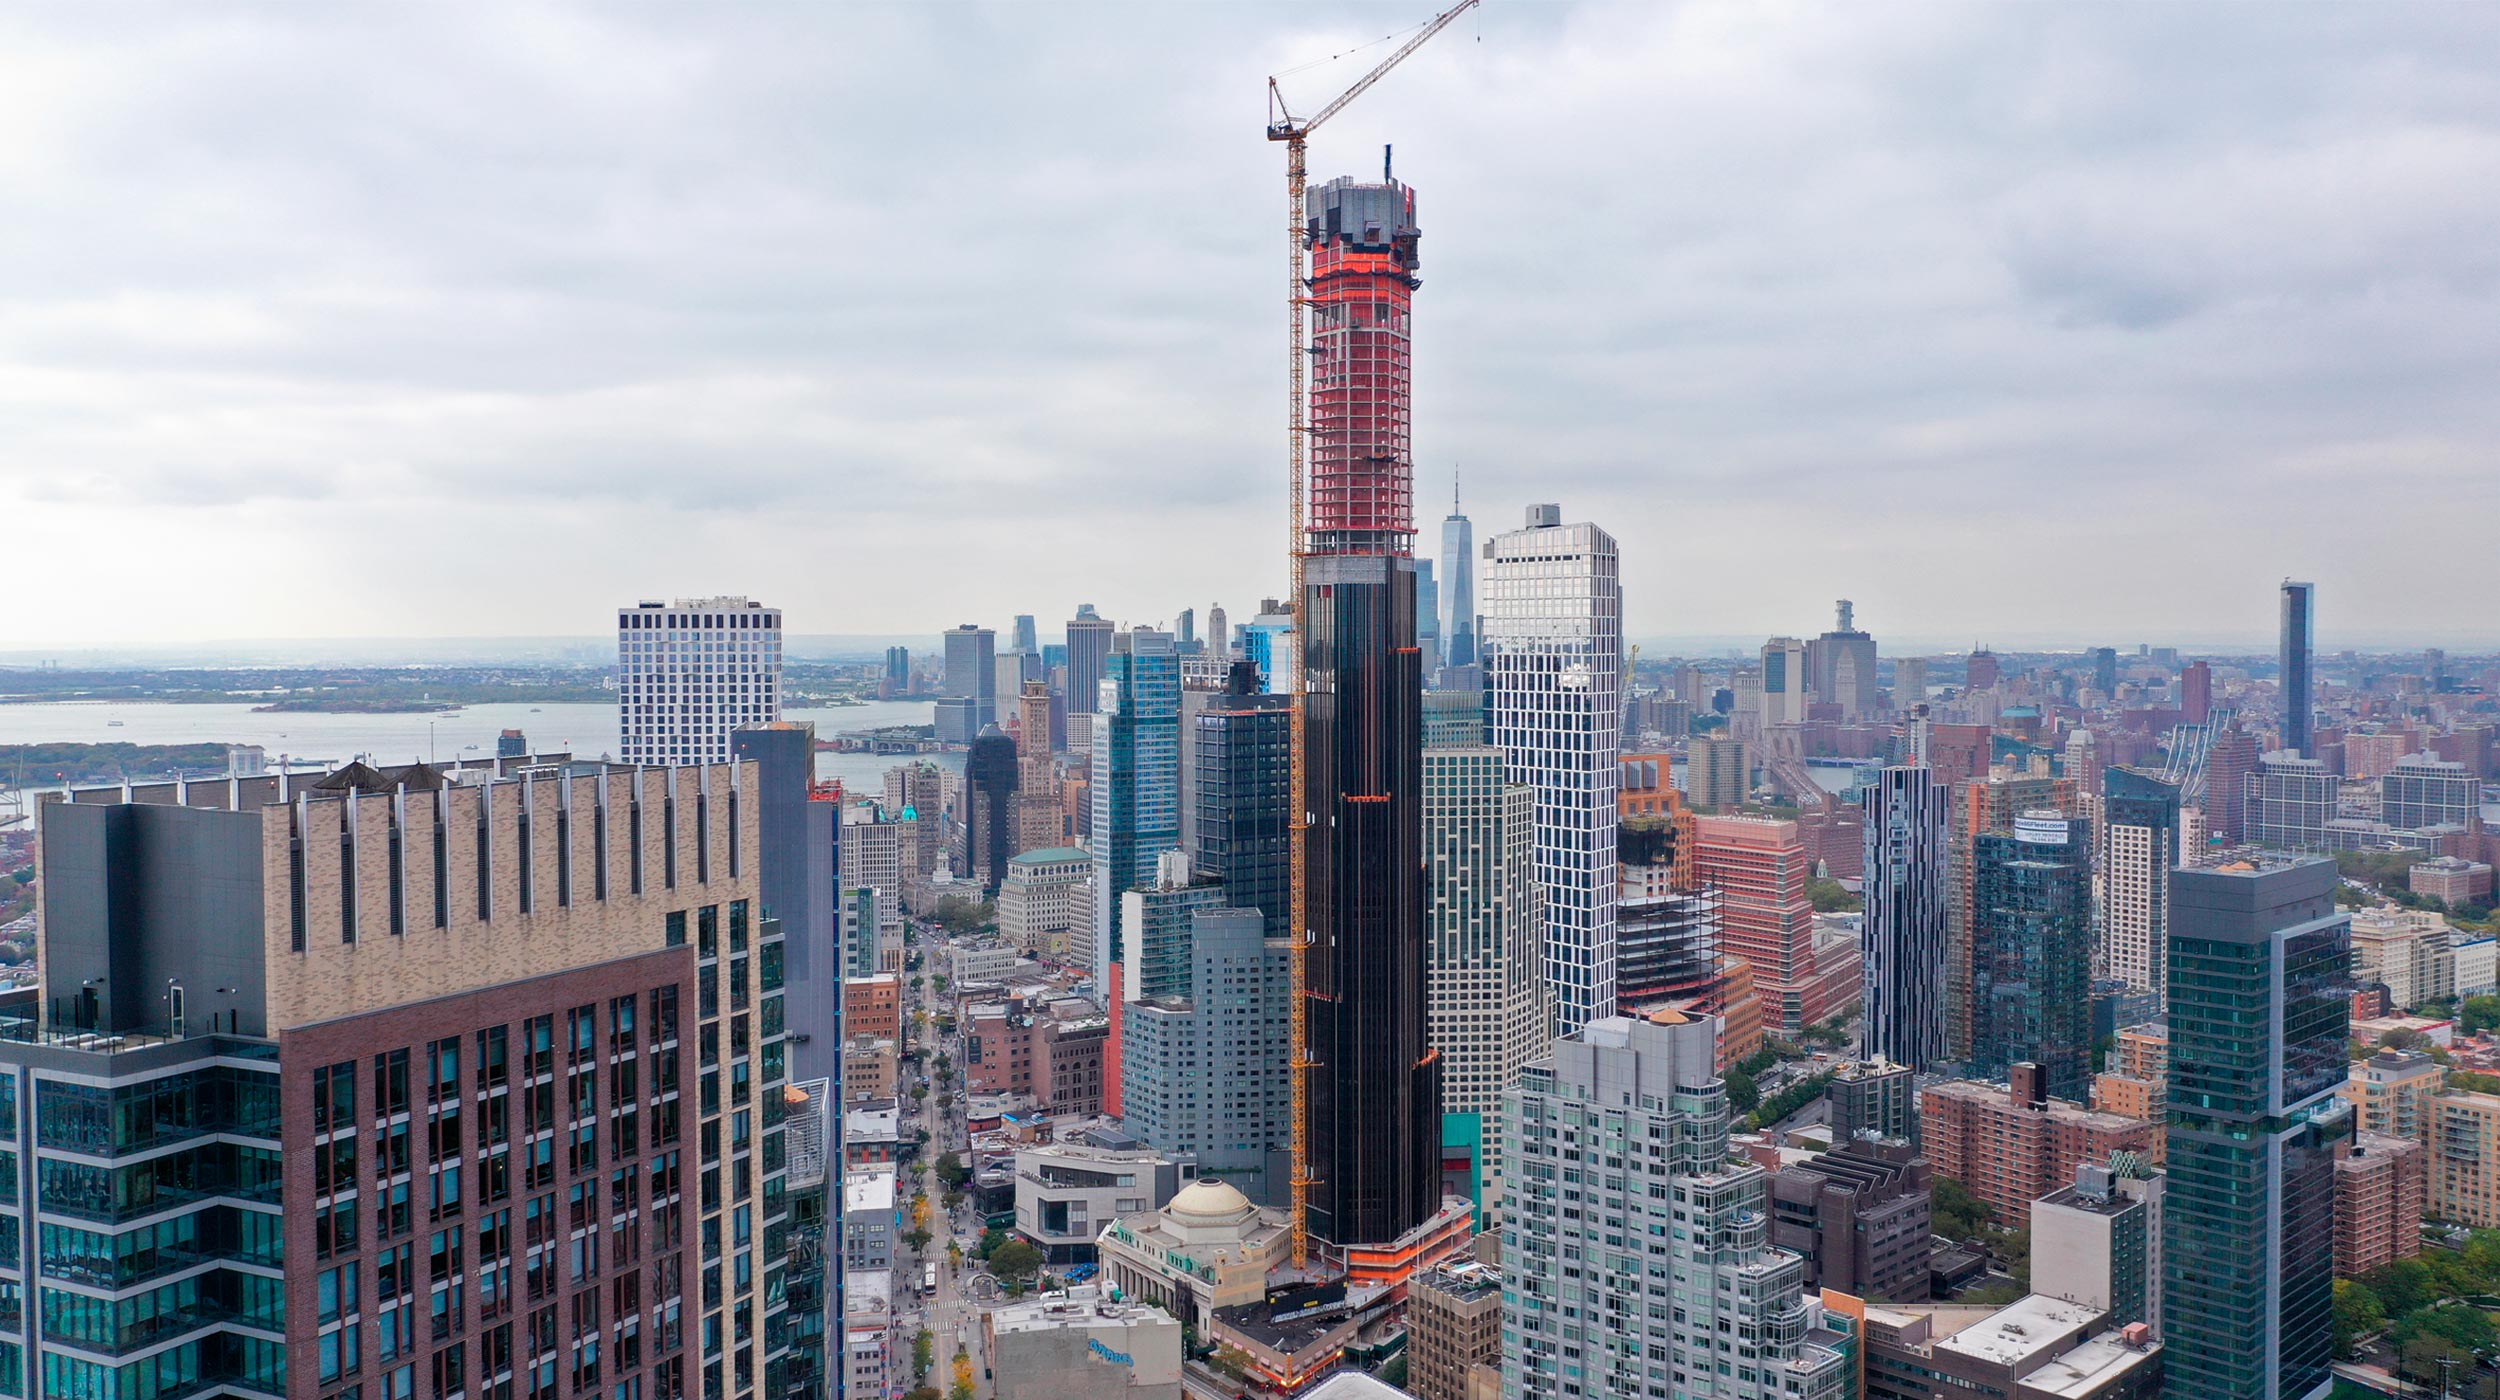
1268, 0, 1479, 1269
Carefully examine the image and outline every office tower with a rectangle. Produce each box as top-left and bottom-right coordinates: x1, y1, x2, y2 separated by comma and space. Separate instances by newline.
1685, 733, 1749, 811
1238, 603, 1296, 693
733, 724, 844, 1088
1483, 502, 1624, 1037
995, 648, 1041, 719
1066, 604, 1116, 714
997, 846, 1092, 957
884, 644, 910, 688
2181, 660, 2213, 724
883, 760, 948, 880
2089, 645, 2119, 696
2203, 722, 2258, 843
965, 724, 1021, 896
1122, 906, 1292, 1203
1175, 606, 1196, 650
943, 622, 998, 736
1862, 765, 1950, 1071
1727, 665, 1764, 739
1011, 613, 1038, 655
1423, 678, 1486, 749
2035, 1162, 2162, 1333
2246, 753, 2337, 852
2385, 753, 2478, 832
1690, 815, 1829, 1034
932, 695, 976, 746
1760, 635, 1810, 730
1012, 680, 1064, 850
1207, 603, 1229, 659
1829, 1058, 1918, 1143
1947, 766, 2075, 1062
2163, 856, 2351, 1400
1091, 628, 1181, 982
1440, 481, 1476, 669
1194, 662, 1293, 927
27, 759, 786, 1400
1424, 738, 1547, 1221
1408, 1260, 1503, 1400
1415, 557, 1442, 675
618, 596, 783, 764
1298, 168, 1441, 1254
1808, 598, 1879, 719
1502, 1013, 1853, 1400
1894, 656, 1929, 711
497, 726, 528, 758
1118, 854, 1227, 1004
1970, 811, 2093, 1098
2280, 579, 2315, 757
1967, 648, 2001, 691
2100, 767, 2182, 997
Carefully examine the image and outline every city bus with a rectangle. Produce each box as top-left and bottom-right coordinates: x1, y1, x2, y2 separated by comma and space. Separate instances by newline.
923, 1263, 938, 1297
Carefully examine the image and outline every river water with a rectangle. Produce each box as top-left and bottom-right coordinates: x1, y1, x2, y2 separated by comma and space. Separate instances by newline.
0, 699, 954, 791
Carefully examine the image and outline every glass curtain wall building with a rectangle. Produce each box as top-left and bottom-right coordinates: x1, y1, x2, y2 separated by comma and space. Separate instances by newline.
2163, 856, 2350, 1400
1090, 628, 1181, 992
1969, 812, 2093, 1099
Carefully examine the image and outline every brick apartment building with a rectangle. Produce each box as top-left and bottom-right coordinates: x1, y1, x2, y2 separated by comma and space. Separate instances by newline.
1920, 1066, 2162, 1227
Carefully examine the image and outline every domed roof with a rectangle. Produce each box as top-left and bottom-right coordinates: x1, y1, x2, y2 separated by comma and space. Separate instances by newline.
1166, 1177, 1253, 1223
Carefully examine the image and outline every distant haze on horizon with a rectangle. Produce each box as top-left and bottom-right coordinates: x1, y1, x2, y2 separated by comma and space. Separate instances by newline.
2, 626, 2489, 673
4, 4, 2496, 647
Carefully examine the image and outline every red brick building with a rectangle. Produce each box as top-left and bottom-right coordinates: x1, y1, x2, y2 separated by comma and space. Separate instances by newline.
1919, 1067, 2162, 1227
845, 973, 901, 1040
2335, 1131, 2428, 1277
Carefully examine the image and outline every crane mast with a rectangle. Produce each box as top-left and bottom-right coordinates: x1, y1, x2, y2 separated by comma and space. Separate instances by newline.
1266, 0, 1479, 1271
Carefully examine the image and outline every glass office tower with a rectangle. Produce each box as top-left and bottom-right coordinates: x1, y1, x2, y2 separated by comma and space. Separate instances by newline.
2163, 855, 2350, 1400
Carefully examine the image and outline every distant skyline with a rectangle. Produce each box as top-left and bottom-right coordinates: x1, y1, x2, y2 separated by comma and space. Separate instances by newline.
5, 4, 2497, 646
1, 624, 2485, 674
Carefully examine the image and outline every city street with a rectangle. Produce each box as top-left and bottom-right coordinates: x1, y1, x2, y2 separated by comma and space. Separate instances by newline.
894, 921, 991, 1399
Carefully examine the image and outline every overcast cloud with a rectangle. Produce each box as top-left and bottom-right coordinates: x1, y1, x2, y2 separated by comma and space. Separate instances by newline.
3, 2, 2496, 651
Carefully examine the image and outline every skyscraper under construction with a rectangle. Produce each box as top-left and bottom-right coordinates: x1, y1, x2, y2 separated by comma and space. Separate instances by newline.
1300, 167, 1443, 1251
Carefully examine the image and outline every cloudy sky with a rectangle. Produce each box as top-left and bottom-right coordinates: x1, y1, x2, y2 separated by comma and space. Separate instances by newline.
4, 2, 2496, 653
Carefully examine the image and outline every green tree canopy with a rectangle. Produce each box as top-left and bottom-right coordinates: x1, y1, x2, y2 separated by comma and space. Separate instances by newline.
989, 1237, 1044, 1283
1724, 1069, 1761, 1115
2334, 1279, 2387, 1358
1933, 1177, 1997, 1242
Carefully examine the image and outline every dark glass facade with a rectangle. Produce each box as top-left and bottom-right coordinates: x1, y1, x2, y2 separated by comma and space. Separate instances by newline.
2280, 581, 2314, 758
1968, 816, 2091, 1099
964, 728, 1019, 898
0, 1038, 289, 1400
2164, 858, 2349, 1400
1193, 665, 1292, 930
1301, 554, 1439, 1250
1616, 820, 1718, 1008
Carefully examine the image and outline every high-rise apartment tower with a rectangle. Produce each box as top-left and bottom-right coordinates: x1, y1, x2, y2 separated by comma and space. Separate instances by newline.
2280, 580, 2315, 757
1483, 504, 1624, 1039
1297, 170, 1441, 1252
618, 596, 783, 764
1862, 765, 1950, 1071
2163, 855, 2350, 1400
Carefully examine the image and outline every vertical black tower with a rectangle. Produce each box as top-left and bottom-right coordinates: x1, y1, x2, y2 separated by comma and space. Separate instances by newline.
2280, 580, 2315, 758
965, 725, 1019, 897
1302, 552, 1440, 1248
1195, 661, 1293, 928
